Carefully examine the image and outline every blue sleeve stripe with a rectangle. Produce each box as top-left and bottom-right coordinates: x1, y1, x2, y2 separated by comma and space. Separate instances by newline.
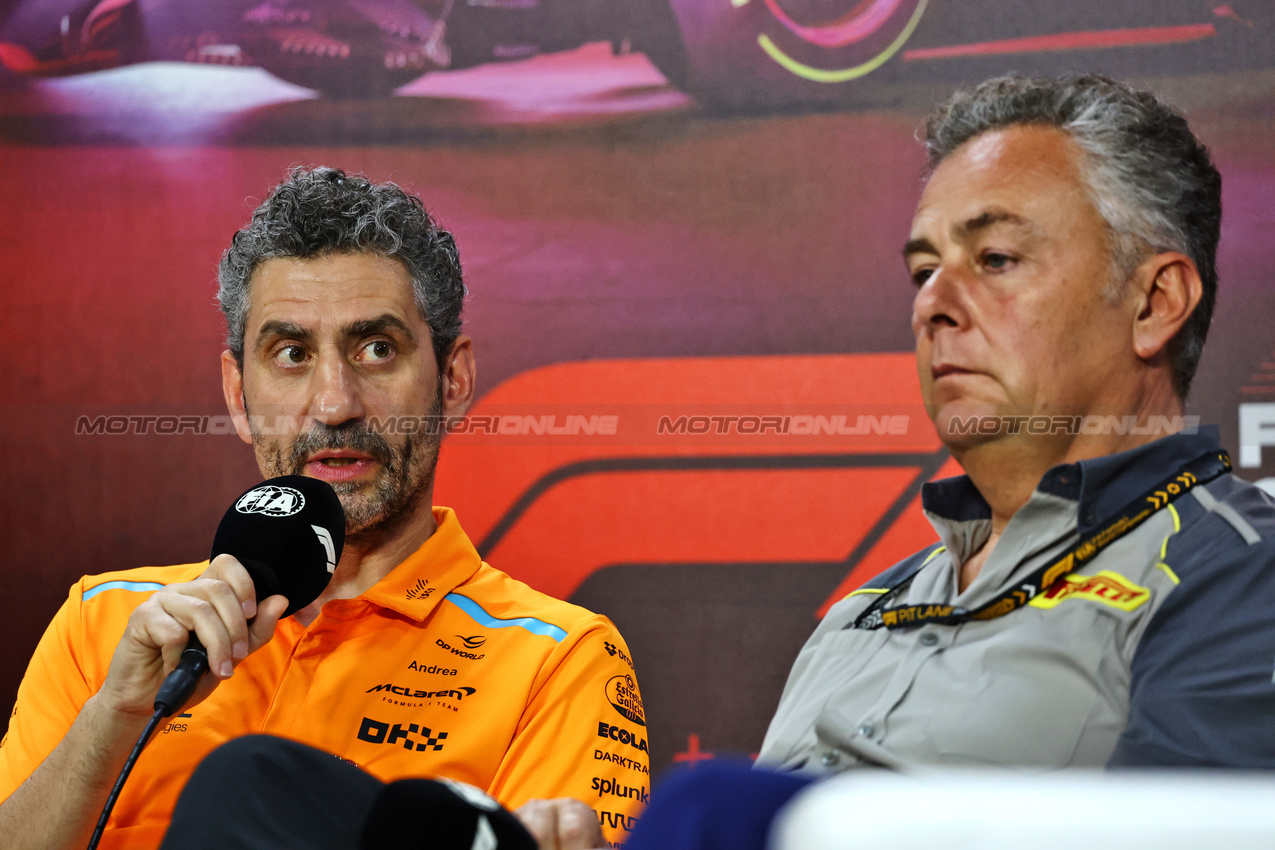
444, 593, 568, 642
83, 580, 166, 601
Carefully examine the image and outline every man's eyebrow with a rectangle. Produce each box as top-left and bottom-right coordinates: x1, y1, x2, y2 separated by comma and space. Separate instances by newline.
902, 236, 938, 261
254, 320, 313, 354
952, 210, 1039, 242
343, 314, 416, 345
904, 210, 1041, 261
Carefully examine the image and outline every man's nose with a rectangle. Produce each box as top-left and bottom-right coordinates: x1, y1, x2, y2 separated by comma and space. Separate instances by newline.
911, 264, 970, 337
308, 351, 365, 427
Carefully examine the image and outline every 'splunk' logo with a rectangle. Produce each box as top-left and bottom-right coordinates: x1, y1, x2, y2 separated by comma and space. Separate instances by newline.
357, 717, 447, 752
591, 777, 649, 804
235, 485, 304, 517
604, 675, 645, 726
456, 635, 487, 650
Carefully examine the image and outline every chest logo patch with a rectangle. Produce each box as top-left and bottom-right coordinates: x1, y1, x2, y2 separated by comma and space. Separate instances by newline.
1029, 570, 1150, 613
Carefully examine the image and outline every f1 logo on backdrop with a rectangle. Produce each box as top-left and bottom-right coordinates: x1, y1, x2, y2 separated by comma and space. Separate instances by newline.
433, 354, 958, 772
435, 354, 953, 613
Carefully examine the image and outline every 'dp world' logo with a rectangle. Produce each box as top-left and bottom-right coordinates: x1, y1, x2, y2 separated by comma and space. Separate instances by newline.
604, 675, 645, 726
235, 485, 305, 517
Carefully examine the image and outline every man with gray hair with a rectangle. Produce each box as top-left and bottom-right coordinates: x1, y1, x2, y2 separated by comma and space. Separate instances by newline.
622, 72, 1275, 850
758, 72, 1273, 773
0, 167, 642, 850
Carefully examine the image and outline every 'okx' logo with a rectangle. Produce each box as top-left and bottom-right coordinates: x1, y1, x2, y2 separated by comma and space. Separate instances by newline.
357, 717, 447, 752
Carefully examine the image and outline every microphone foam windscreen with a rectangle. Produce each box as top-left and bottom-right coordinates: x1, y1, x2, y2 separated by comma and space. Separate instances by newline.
210, 475, 345, 617
360, 778, 537, 850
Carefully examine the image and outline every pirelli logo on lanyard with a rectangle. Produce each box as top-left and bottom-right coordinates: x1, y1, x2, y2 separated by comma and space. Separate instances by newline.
855, 450, 1232, 631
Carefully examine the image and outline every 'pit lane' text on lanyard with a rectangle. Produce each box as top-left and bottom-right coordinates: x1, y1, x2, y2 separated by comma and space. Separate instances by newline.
853, 450, 1232, 631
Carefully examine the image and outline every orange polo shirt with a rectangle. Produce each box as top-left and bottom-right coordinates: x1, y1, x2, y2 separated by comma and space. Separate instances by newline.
0, 507, 649, 848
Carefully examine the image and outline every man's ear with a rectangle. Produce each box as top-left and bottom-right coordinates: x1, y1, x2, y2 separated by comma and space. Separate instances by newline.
220, 350, 255, 445
1131, 252, 1203, 362
440, 335, 476, 420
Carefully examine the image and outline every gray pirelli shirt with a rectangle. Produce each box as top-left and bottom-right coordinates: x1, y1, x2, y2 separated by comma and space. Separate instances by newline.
757, 427, 1275, 772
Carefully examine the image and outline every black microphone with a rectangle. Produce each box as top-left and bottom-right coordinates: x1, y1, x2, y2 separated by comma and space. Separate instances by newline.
152, 476, 345, 716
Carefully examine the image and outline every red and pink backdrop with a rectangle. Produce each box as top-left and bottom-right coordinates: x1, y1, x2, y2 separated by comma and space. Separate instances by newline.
2, 0, 1273, 773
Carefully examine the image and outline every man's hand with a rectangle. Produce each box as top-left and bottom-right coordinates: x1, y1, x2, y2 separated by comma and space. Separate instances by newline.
515, 798, 607, 850
96, 553, 289, 718
0, 555, 290, 850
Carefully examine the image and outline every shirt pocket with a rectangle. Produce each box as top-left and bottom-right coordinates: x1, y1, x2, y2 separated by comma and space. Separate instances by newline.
919, 612, 1118, 767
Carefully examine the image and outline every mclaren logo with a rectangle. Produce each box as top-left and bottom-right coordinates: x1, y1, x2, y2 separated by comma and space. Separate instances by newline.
367, 683, 477, 701
235, 485, 304, 517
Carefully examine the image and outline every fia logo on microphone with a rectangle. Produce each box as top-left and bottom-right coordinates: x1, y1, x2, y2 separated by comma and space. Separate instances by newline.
235, 485, 305, 517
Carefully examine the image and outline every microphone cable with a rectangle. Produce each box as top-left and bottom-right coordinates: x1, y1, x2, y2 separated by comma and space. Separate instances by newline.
86, 706, 166, 850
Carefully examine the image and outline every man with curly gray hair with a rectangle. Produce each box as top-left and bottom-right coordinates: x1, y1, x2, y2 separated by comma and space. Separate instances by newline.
0, 168, 642, 850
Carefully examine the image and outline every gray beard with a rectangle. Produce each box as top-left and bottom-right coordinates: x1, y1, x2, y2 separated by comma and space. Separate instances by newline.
248, 390, 442, 543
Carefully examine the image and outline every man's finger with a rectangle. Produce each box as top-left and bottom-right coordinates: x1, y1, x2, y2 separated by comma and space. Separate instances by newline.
191, 578, 252, 661
549, 799, 605, 850
153, 594, 235, 679
515, 799, 559, 850
205, 553, 258, 619
247, 595, 289, 652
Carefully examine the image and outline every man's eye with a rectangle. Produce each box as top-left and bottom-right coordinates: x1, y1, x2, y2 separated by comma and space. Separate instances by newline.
361, 341, 394, 362
275, 345, 307, 365
982, 252, 1014, 271
911, 267, 935, 287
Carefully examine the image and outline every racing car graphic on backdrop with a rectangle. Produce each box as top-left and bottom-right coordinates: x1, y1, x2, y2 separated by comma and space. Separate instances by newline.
1, 1, 1270, 108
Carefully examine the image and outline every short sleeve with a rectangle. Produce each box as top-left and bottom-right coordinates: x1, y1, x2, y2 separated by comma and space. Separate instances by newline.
0, 584, 96, 802
486, 618, 649, 847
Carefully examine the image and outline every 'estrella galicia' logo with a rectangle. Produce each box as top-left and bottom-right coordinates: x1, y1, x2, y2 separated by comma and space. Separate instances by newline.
604, 675, 645, 726
456, 635, 487, 650
235, 485, 305, 517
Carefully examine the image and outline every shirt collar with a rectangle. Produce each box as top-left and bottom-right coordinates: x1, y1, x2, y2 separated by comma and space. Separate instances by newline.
357, 506, 483, 622
921, 425, 1223, 541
